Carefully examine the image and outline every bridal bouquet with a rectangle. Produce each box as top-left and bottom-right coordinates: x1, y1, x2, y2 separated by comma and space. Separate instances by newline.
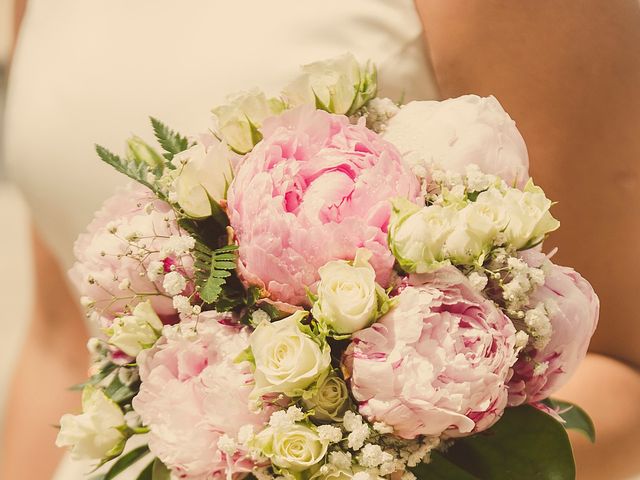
57, 54, 598, 480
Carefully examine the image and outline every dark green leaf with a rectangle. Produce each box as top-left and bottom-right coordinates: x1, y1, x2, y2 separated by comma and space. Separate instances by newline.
96, 145, 156, 193
150, 117, 189, 162
412, 405, 575, 480
136, 460, 154, 480
412, 452, 479, 480
547, 398, 596, 443
151, 458, 171, 480
102, 445, 150, 480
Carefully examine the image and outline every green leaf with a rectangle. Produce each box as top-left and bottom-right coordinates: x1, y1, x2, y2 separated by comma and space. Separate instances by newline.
150, 117, 189, 161
412, 405, 575, 480
96, 145, 159, 196
151, 458, 171, 480
547, 398, 596, 443
199, 245, 239, 304
102, 445, 150, 480
136, 460, 154, 480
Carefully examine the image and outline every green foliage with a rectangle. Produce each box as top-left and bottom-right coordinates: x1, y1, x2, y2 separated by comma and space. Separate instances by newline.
412, 405, 576, 480
96, 145, 158, 195
545, 398, 596, 442
151, 458, 171, 479
150, 117, 189, 162
95, 445, 150, 480
199, 244, 239, 304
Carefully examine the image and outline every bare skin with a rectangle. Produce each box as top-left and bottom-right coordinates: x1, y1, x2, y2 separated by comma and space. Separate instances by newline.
3, 1, 640, 479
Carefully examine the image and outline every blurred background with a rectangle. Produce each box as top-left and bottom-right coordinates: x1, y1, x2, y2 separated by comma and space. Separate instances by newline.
0, 0, 33, 434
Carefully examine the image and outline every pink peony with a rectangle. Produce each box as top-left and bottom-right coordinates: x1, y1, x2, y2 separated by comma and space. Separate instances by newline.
383, 95, 529, 187
133, 312, 271, 480
227, 106, 420, 306
69, 183, 194, 322
507, 251, 599, 405
346, 268, 517, 439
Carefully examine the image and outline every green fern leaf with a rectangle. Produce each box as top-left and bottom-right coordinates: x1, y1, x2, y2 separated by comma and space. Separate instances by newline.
199, 245, 240, 304
150, 117, 189, 162
96, 144, 159, 194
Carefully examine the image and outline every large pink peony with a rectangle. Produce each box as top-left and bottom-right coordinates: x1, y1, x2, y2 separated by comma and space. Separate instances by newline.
69, 183, 194, 322
133, 312, 271, 480
508, 251, 599, 405
346, 268, 517, 439
227, 106, 420, 306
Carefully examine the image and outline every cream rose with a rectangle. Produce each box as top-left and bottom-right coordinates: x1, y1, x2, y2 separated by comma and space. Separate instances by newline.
106, 300, 163, 357
255, 423, 329, 472
126, 135, 164, 169
389, 198, 455, 274
501, 180, 560, 249
55, 386, 126, 460
173, 134, 235, 218
283, 53, 377, 115
311, 250, 389, 334
250, 311, 331, 399
303, 373, 350, 422
212, 88, 285, 154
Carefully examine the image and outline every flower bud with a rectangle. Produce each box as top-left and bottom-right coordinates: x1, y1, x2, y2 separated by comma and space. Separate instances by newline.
106, 300, 163, 357
126, 135, 165, 169
303, 373, 350, 422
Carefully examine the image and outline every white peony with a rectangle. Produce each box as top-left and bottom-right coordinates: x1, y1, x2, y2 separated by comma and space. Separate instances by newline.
389, 198, 455, 273
173, 134, 235, 218
250, 311, 331, 399
55, 386, 126, 460
212, 88, 284, 154
106, 300, 163, 357
254, 423, 329, 472
383, 95, 529, 186
283, 53, 376, 115
312, 249, 389, 334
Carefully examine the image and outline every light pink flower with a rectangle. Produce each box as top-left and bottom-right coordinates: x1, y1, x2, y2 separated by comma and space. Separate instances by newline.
383, 95, 529, 187
227, 106, 420, 306
69, 183, 194, 322
346, 268, 517, 439
133, 312, 271, 480
508, 251, 599, 405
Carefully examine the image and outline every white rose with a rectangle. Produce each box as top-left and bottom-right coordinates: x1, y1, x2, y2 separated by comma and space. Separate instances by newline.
174, 135, 235, 218
303, 373, 350, 421
312, 249, 389, 334
55, 386, 126, 460
255, 423, 329, 472
250, 311, 331, 399
212, 88, 285, 154
389, 198, 455, 274
283, 53, 377, 115
502, 181, 560, 249
106, 301, 163, 357
383, 95, 529, 187
444, 192, 507, 263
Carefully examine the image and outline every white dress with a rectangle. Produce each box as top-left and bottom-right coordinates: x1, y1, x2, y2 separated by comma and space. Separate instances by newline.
4, 1, 439, 478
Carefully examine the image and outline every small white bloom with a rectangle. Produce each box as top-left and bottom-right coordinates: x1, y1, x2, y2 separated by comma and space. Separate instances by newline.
514, 331, 530, 350
124, 411, 142, 429
358, 444, 388, 468
161, 235, 196, 257
172, 295, 192, 315
363, 97, 399, 132
251, 309, 271, 325
347, 424, 370, 451
217, 434, 238, 455
534, 361, 550, 376
238, 425, 255, 445
118, 279, 131, 291
317, 425, 343, 444
146, 260, 165, 282
352, 472, 373, 480
328, 451, 353, 470
342, 411, 363, 432
286, 406, 306, 423
80, 296, 95, 308
525, 303, 553, 348
55, 386, 125, 460
106, 301, 163, 357
372, 422, 394, 435
468, 271, 489, 292
401, 472, 417, 480
162, 271, 187, 296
